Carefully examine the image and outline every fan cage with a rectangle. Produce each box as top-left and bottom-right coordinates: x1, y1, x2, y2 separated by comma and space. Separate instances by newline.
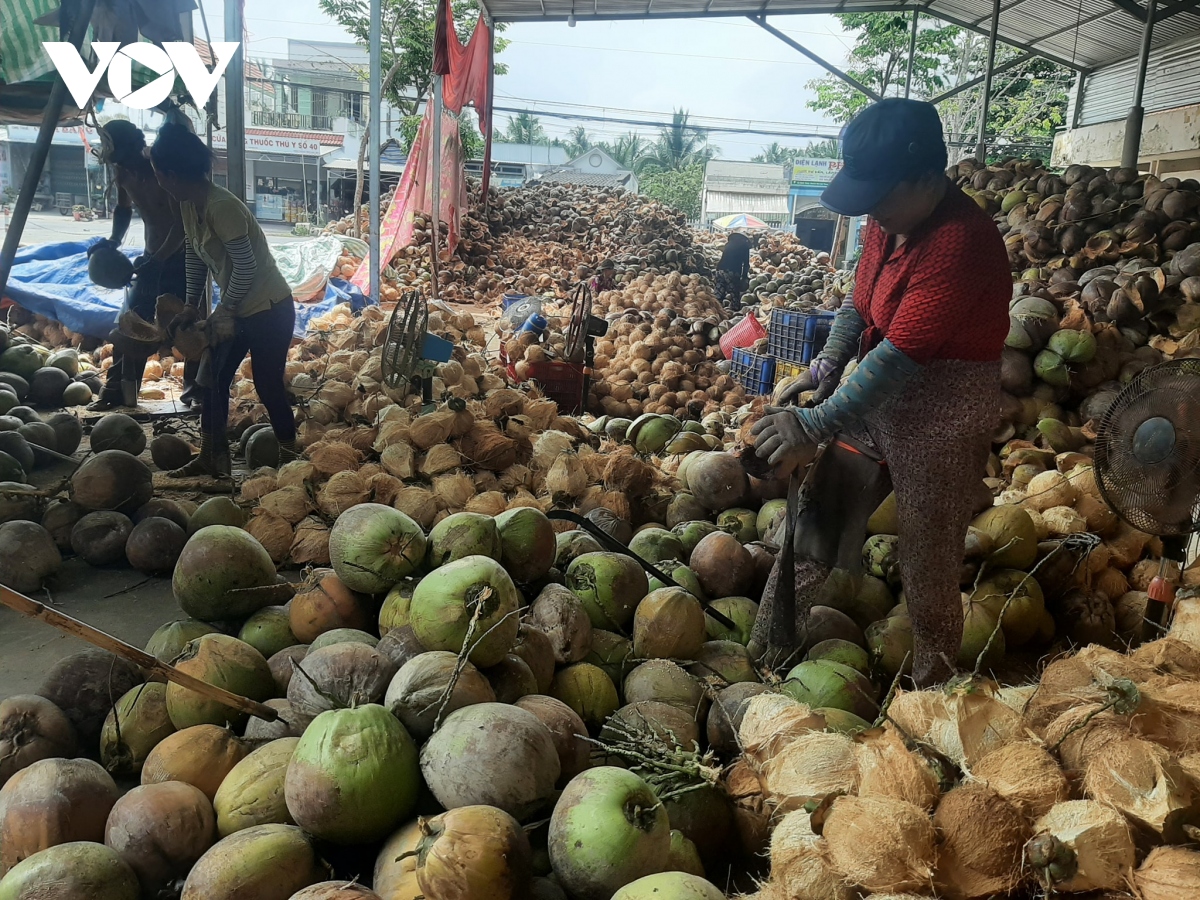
381, 290, 428, 392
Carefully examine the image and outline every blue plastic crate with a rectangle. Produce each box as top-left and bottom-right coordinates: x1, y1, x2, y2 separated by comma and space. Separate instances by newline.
730, 348, 776, 396
768, 308, 837, 364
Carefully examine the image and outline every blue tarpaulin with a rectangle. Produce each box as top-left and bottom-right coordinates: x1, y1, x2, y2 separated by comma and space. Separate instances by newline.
3, 238, 373, 341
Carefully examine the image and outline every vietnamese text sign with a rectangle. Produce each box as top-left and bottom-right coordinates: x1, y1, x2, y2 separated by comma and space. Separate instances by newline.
791, 158, 843, 186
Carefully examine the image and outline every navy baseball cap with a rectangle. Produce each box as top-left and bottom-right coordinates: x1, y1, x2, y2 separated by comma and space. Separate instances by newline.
821, 99, 948, 217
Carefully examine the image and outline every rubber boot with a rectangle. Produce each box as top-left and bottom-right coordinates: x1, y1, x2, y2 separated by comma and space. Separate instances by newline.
278, 439, 300, 464
120, 380, 138, 409
170, 433, 231, 480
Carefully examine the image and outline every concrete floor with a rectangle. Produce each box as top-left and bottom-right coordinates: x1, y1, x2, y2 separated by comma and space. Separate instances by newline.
2, 210, 310, 249
0, 560, 180, 697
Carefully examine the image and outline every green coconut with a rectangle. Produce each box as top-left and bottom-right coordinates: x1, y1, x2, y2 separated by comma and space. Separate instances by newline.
548, 767, 671, 900
704, 596, 759, 645
213, 737, 299, 836
584, 631, 635, 689
816, 707, 873, 735
628, 528, 686, 565
781, 660, 877, 721
667, 832, 706, 878
308, 628, 378, 653
45, 349, 79, 378
61, 381, 92, 407
244, 429, 280, 469
187, 497, 246, 534
0, 345, 44, 381
551, 663, 620, 731
409, 555, 520, 668
716, 508, 757, 544
1048, 328, 1098, 364
426, 512, 502, 569
556, 530, 604, 570
565, 552, 650, 631
180, 824, 329, 900
972, 506, 1039, 570
90, 413, 147, 455
149, 434, 194, 471
0, 453, 24, 485
145, 620, 219, 666
665, 495, 710, 530
958, 600, 1006, 671
71, 510, 133, 566
648, 562, 707, 601
866, 614, 914, 677
420, 703, 560, 819
239, 607, 299, 659
384, 650, 496, 740
624, 660, 707, 718
286, 643, 396, 729
1035, 349, 1071, 387
633, 587, 707, 661
123, 518, 186, 578
864, 534, 901, 582
806, 639, 871, 676
70, 450, 153, 514
0, 434, 33, 475
285, 705, 418, 844
29, 367, 70, 408
100, 683, 175, 778
0, 520, 60, 592
671, 521, 721, 558
329, 503, 426, 593
687, 640, 759, 685
495, 507, 557, 584
165, 635, 275, 730
968, 569, 1046, 648
172, 526, 281, 621
0, 480, 38, 527
44, 413, 82, 456
378, 580, 417, 635
661, 784, 733, 861
0, 842, 139, 900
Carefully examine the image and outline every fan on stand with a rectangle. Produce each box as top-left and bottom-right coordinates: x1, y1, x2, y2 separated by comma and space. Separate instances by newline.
1093, 358, 1200, 633
565, 282, 609, 404
381, 289, 454, 415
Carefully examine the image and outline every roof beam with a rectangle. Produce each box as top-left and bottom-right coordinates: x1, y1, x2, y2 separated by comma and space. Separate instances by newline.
1107, 0, 1148, 21
929, 50, 1034, 102
1156, 0, 1200, 20
749, 14, 883, 100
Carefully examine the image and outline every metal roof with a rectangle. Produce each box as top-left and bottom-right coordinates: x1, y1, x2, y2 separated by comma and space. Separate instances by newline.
478, 0, 1200, 72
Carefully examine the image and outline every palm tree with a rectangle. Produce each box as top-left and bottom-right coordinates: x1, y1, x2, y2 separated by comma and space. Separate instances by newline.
599, 132, 648, 170
503, 112, 548, 145
636, 109, 713, 174
753, 142, 797, 165
563, 126, 592, 158
801, 138, 841, 159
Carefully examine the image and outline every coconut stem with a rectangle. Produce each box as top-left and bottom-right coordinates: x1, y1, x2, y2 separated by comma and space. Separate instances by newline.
587, 717, 722, 799
430, 605, 520, 733
872, 651, 912, 728
1048, 677, 1140, 755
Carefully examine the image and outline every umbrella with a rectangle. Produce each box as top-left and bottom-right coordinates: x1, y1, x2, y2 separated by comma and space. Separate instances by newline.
712, 213, 769, 230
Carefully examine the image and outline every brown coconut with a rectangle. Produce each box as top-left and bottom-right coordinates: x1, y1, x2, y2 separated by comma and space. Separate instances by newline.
766, 810, 852, 900
141, 724, 247, 800
527, 584, 594, 665
289, 570, 371, 644
933, 783, 1030, 899
245, 698, 300, 743
821, 795, 937, 893
317, 470, 371, 517
632, 587, 707, 661
1134, 846, 1200, 900
690, 531, 755, 599
756, 730, 860, 814
514, 694, 592, 783
288, 643, 397, 728
854, 726, 940, 811
1082, 736, 1194, 834
384, 651, 496, 741
1026, 800, 1135, 892
246, 509, 294, 565
104, 781, 216, 897
291, 517, 332, 566
0, 695, 77, 786
970, 740, 1070, 820
260, 486, 314, 524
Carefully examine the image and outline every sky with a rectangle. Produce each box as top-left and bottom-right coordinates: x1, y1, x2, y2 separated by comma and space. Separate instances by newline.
191, 0, 853, 160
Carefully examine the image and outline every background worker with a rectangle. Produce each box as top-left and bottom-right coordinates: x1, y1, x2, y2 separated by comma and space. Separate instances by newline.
87, 121, 194, 410
752, 99, 1011, 686
149, 123, 297, 479
590, 259, 617, 294
714, 232, 751, 311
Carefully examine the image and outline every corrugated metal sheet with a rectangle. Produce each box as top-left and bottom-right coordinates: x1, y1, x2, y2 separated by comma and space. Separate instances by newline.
703, 190, 790, 215
1078, 32, 1200, 126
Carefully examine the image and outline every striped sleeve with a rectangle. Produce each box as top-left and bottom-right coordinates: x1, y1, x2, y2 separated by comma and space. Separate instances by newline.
184, 238, 208, 307
219, 235, 258, 313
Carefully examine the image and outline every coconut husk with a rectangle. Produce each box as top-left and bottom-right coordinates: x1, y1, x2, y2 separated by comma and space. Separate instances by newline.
723, 760, 770, 859
368, 473, 404, 507
1134, 846, 1200, 900
524, 399, 559, 432
1044, 702, 1135, 773
1074, 643, 1161, 685
1028, 800, 1136, 892
821, 796, 936, 893
497, 464, 532, 492
1169, 597, 1200, 650
505, 489, 544, 511
756, 730, 860, 815
431, 474, 474, 513
889, 688, 1028, 770
246, 509, 294, 565
765, 810, 853, 900
1130, 558, 1181, 593
1135, 677, 1200, 752
466, 491, 508, 517
317, 381, 355, 410
449, 407, 476, 439
1083, 737, 1194, 834
738, 694, 827, 763
545, 455, 588, 501
296, 419, 327, 447
335, 425, 378, 455
259, 486, 314, 525
578, 487, 632, 522
291, 516, 331, 566
277, 460, 316, 489
306, 441, 363, 477
1131, 637, 1200, 678
379, 444, 416, 481
1022, 657, 1106, 735
1104, 522, 1153, 569
581, 450, 610, 483
409, 409, 457, 450
934, 784, 1030, 899
420, 444, 462, 477
855, 726, 940, 811
484, 388, 524, 420
460, 427, 519, 472
531, 430, 575, 471
316, 471, 371, 518
969, 740, 1070, 820
374, 419, 413, 452
394, 486, 438, 530
990, 684, 1037, 717
323, 363, 354, 383
603, 452, 655, 496
241, 471, 279, 502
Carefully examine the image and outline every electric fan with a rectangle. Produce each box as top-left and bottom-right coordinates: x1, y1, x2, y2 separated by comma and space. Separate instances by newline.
1093, 358, 1200, 623
564, 281, 609, 402
380, 290, 453, 414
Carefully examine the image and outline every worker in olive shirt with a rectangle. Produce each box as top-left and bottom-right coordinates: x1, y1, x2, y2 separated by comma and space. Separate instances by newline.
753, 99, 1011, 686
149, 123, 297, 479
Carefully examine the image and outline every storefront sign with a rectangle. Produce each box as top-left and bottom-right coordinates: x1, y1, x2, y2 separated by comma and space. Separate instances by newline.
791, 158, 843, 186
210, 130, 323, 157
7, 125, 102, 146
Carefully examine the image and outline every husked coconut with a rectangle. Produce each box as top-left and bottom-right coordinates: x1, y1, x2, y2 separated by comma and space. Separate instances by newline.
969, 740, 1070, 820
933, 783, 1030, 899
1026, 800, 1135, 893
1134, 846, 1200, 900
755, 730, 859, 815
855, 726, 940, 811
1082, 737, 1194, 834
763, 810, 851, 900
821, 795, 937, 894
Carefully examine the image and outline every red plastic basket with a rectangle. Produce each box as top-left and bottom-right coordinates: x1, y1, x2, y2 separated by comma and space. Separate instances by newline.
510, 360, 586, 414
719, 314, 767, 360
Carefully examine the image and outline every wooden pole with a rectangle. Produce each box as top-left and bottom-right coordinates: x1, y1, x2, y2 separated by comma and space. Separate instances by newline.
0, 585, 279, 722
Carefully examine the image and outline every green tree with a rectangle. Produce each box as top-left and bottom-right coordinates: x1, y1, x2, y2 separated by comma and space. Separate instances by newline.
502, 111, 548, 145
560, 126, 592, 158
598, 132, 648, 169
399, 113, 485, 158
640, 161, 705, 220
636, 109, 714, 175
751, 139, 840, 165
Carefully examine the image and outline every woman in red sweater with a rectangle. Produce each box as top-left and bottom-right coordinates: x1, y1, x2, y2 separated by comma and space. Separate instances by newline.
753, 99, 1012, 686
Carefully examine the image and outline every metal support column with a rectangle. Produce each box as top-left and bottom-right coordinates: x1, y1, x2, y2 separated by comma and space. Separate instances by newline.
431, 77, 443, 302
0, 0, 98, 299
369, 0, 382, 304
224, 0, 246, 201
975, 0, 1002, 161
905, 10, 919, 98
1122, 0, 1157, 169
750, 15, 882, 101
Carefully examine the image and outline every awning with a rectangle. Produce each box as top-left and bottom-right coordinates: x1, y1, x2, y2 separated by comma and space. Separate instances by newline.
704, 190, 790, 216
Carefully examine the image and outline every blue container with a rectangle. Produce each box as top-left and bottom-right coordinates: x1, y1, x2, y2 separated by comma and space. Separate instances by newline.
518, 313, 548, 338
501, 292, 529, 310
730, 348, 776, 396
768, 308, 837, 364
